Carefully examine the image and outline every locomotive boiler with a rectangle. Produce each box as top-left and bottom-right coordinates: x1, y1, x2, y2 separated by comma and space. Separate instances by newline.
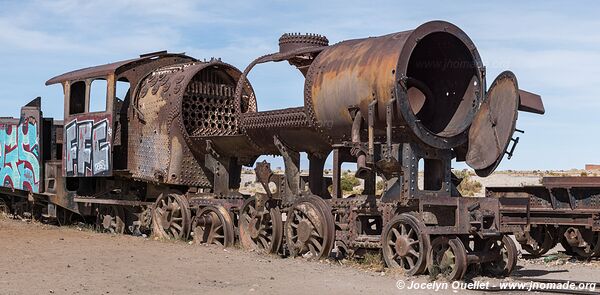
0, 20, 544, 281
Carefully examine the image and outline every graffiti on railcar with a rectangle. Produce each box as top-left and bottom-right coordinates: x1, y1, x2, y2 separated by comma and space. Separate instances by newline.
0, 117, 41, 193
65, 116, 112, 177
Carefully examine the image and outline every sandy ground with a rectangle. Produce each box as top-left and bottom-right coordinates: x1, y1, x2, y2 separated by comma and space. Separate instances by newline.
2, 218, 600, 295
0, 218, 404, 295
471, 173, 542, 197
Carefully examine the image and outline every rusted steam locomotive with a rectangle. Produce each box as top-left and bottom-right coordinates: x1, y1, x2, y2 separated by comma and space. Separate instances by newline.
0, 21, 545, 280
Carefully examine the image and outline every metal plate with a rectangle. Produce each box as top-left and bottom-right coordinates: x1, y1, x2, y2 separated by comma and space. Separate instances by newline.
542, 176, 600, 188
466, 71, 519, 176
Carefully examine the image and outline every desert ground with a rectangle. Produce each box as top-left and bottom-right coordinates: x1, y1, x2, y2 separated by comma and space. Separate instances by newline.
1, 217, 600, 295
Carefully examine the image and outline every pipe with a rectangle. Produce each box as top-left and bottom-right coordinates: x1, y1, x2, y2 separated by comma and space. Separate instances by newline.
386, 98, 396, 158
351, 111, 368, 178
368, 100, 376, 163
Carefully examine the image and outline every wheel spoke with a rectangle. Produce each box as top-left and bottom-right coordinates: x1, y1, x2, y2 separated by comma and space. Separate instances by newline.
309, 237, 323, 252
258, 228, 267, 236
406, 256, 415, 269
169, 226, 179, 237
307, 243, 317, 256
306, 216, 323, 236
259, 236, 269, 248
214, 224, 223, 232
171, 223, 182, 231
408, 249, 419, 257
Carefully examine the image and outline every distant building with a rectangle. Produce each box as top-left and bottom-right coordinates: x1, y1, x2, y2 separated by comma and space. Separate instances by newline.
585, 164, 600, 171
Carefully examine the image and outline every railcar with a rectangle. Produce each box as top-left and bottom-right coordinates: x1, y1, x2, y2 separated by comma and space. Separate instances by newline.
489, 177, 600, 259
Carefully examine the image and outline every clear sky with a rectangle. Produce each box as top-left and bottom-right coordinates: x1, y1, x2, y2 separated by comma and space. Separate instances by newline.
0, 0, 598, 171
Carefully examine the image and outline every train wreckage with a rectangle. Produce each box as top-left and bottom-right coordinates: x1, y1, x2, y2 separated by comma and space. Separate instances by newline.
0, 20, 559, 281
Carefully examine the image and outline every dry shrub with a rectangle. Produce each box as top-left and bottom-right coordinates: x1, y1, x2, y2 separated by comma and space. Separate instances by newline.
454, 170, 482, 197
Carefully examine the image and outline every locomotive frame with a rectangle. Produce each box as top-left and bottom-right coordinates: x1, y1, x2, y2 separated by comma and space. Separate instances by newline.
0, 21, 548, 281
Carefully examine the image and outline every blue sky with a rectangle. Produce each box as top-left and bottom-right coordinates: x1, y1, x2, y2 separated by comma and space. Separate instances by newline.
0, 0, 598, 171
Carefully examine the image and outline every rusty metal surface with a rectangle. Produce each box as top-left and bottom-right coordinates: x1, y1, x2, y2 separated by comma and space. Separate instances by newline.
45, 52, 192, 85
279, 33, 329, 54
0, 20, 553, 280
279, 33, 329, 76
242, 107, 309, 129
45, 52, 198, 182
241, 107, 331, 155
72, 197, 153, 206
306, 21, 484, 149
491, 180, 600, 259
542, 176, 600, 188
518, 89, 545, 114
129, 71, 177, 183
182, 76, 238, 137
129, 61, 208, 186
466, 71, 520, 176
128, 59, 258, 188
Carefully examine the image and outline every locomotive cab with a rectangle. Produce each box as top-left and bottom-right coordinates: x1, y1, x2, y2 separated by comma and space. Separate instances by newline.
62, 74, 119, 177
45, 51, 197, 213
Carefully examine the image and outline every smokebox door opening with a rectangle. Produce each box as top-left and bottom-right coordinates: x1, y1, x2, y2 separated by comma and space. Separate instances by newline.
406, 32, 480, 138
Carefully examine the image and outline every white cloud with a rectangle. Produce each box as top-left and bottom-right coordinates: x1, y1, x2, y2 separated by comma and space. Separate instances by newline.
0, 18, 85, 51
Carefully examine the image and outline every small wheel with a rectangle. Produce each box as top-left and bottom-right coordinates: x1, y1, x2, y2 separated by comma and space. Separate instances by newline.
560, 237, 576, 256
192, 205, 235, 247
97, 205, 126, 234
464, 263, 481, 279
563, 227, 600, 258
0, 199, 10, 215
138, 206, 153, 234
239, 197, 283, 254
556, 228, 575, 256
521, 225, 556, 257
57, 207, 76, 226
284, 195, 335, 259
428, 236, 468, 281
463, 237, 483, 279
152, 193, 191, 240
381, 213, 429, 275
481, 235, 517, 277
